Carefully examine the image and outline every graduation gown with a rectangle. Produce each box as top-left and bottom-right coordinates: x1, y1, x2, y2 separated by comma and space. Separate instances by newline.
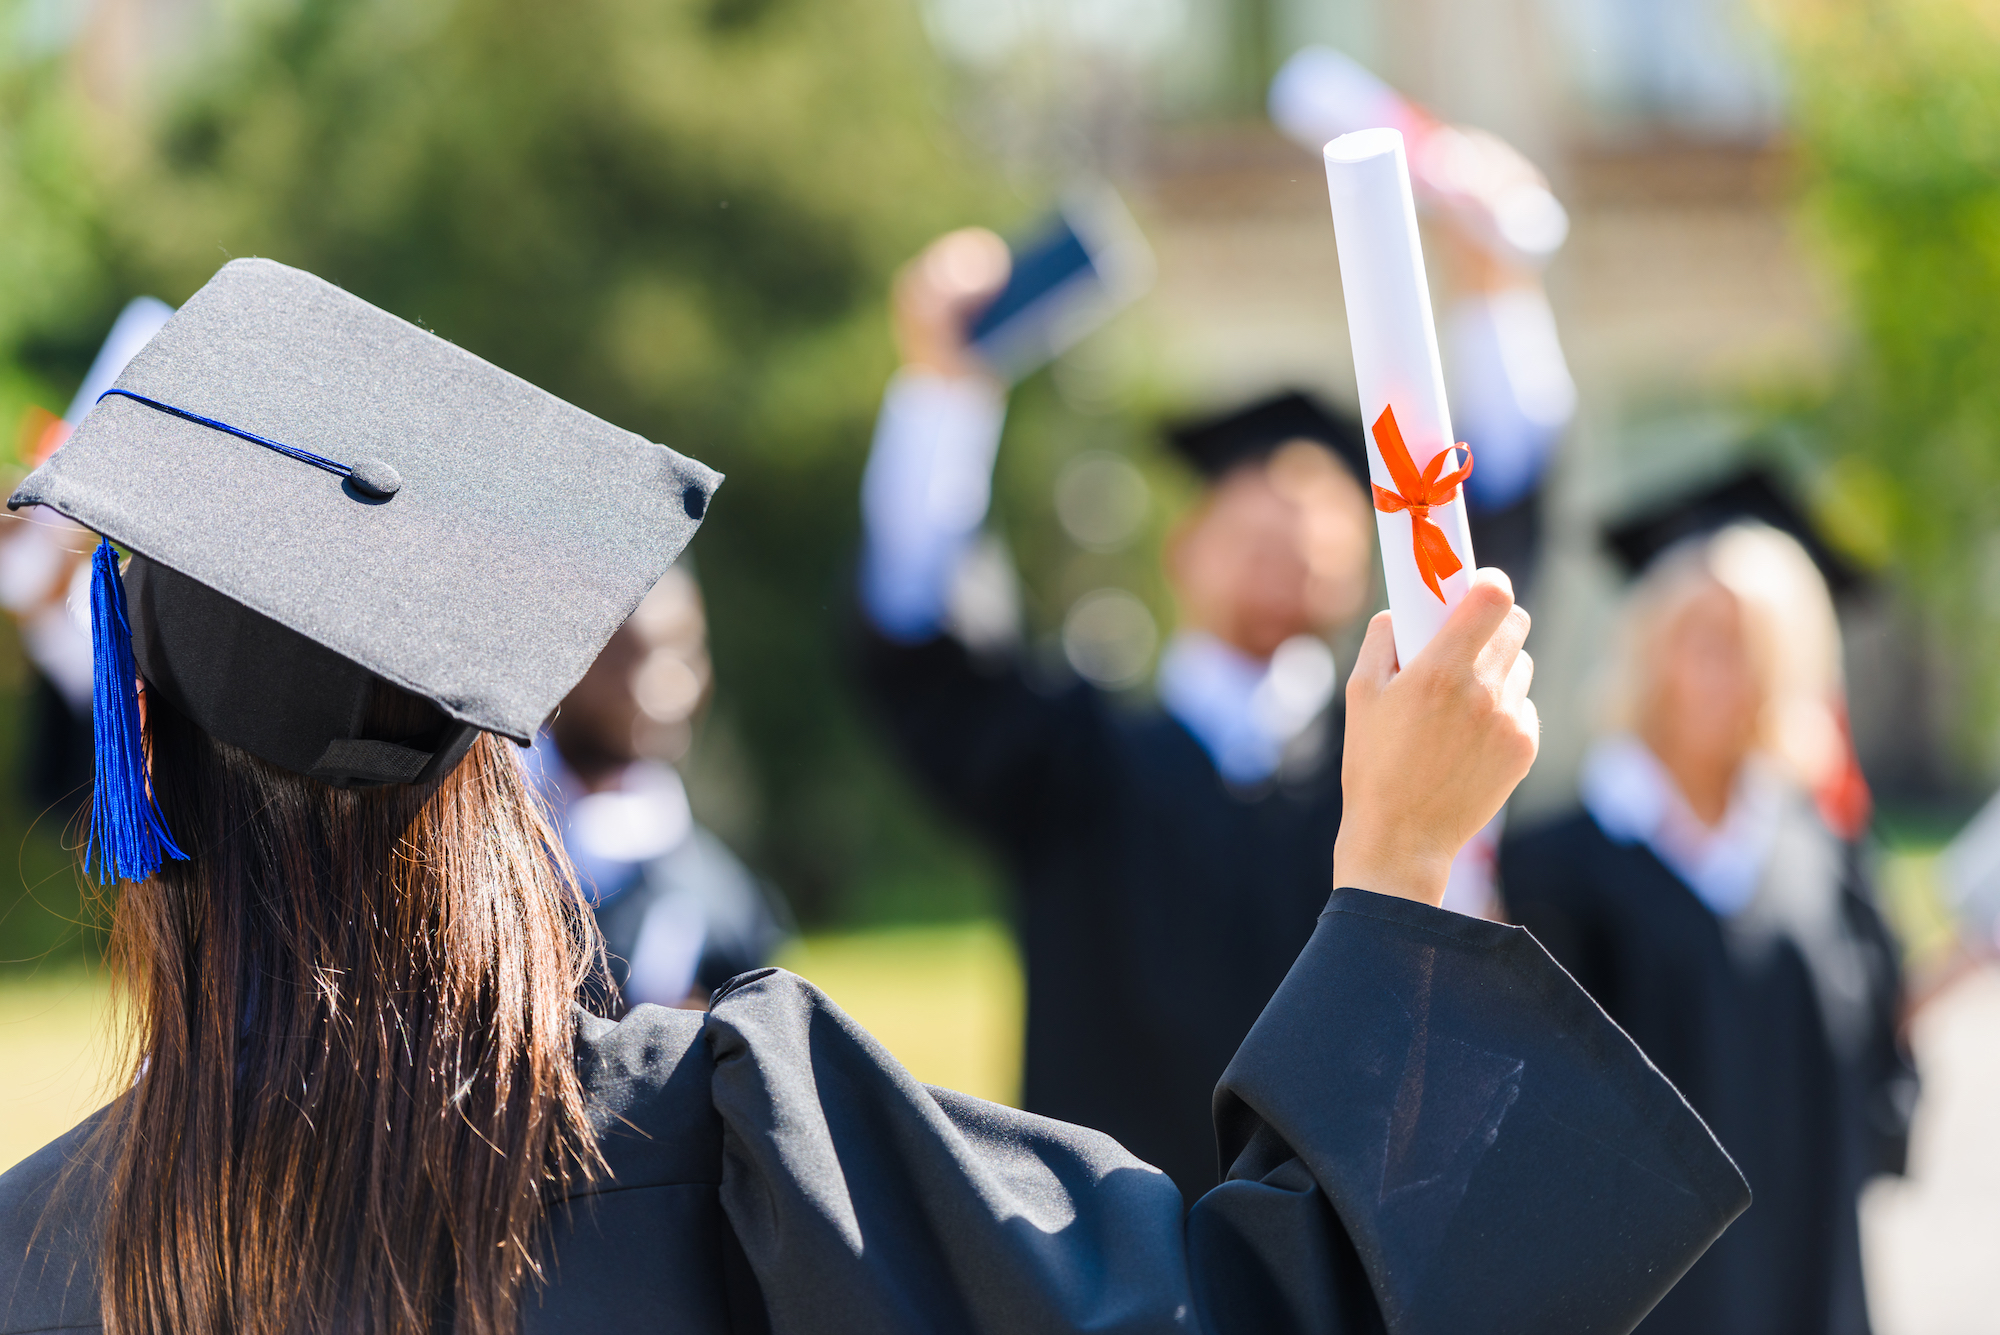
859, 627, 1345, 1201
0, 890, 1746, 1335
1500, 808, 1915, 1335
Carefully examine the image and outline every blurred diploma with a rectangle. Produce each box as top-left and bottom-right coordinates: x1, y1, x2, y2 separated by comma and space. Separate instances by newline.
1324, 128, 1476, 666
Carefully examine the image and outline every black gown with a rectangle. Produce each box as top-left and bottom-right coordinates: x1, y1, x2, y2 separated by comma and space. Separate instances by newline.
859, 627, 1345, 1201
1, 890, 1747, 1335
1500, 805, 1916, 1335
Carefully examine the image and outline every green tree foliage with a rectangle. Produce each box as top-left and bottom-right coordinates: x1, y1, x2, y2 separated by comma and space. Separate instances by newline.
0, 0, 1028, 929
1776, 0, 2000, 741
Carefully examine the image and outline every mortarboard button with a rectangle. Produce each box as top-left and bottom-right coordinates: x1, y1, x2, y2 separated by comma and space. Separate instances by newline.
347, 458, 401, 498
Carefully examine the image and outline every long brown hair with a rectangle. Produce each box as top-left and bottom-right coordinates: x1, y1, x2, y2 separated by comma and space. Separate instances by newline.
90, 685, 601, 1335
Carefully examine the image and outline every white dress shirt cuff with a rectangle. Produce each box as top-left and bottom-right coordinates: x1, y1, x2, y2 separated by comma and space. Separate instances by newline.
859, 369, 1008, 642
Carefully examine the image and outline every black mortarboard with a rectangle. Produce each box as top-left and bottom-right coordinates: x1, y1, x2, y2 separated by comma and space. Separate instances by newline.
10, 258, 719, 880
1166, 390, 1368, 484
1601, 465, 1863, 596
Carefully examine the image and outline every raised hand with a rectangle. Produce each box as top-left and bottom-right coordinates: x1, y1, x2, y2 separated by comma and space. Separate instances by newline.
1333, 568, 1538, 906
890, 228, 1011, 379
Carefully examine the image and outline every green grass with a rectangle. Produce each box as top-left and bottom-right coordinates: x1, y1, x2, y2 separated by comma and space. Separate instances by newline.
0, 623, 106, 973
0, 965, 116, 1174
1878, 848, 1961, 974
1872, 812, 1970, 978
774, 919, 1023, 1106
0, 920, 1025, 1175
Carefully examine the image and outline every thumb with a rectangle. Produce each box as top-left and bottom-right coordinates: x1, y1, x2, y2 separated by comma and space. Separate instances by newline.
1425, 568, 1516, 674
1346, 611, 1399, 705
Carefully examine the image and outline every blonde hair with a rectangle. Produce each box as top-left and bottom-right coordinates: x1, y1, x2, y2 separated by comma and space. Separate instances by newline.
1602, 522, 1845, 789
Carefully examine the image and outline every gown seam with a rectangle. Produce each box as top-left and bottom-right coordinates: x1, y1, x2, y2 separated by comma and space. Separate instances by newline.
554, 1177, 721, 1203
1320, 893, 1513, 947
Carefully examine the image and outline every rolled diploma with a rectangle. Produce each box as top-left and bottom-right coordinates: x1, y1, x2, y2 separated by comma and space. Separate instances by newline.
1324, 128, 1475, 666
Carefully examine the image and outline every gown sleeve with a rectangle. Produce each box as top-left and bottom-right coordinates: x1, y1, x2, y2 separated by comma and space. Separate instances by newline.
704, 889, 1749, 1335
855, 621, 1117, 859
854, 365, 1120, 859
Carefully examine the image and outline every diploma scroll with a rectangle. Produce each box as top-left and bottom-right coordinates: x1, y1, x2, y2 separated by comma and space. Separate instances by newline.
1324, 128, 1476, 667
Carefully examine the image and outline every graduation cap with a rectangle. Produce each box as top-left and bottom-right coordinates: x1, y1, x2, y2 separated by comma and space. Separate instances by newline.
1602, 466, 1864, 596
10, 258, 720, 883
1165, 391, 1368, 484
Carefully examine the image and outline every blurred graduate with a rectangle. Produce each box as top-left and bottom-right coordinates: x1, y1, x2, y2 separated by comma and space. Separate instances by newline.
528, 564, 791, 1012
854, 109, 1577, 1200
860, 283, 1363, 1200
1500, 492, 1915, 1335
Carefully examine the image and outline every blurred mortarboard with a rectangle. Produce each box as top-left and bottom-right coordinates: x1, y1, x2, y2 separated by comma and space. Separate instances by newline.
1602, 466, 1864, 596
1166, 390, 1368, 484
11, 258, 719, 866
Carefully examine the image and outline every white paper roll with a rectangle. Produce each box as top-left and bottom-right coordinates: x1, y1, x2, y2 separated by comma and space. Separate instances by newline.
1324, 128, 1476, 666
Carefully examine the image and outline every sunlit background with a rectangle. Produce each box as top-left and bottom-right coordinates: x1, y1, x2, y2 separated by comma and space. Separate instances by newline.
7, 0, 2000, 1328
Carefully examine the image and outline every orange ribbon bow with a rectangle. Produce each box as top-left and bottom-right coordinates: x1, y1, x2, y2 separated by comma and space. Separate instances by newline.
1369, 404, 1474, 604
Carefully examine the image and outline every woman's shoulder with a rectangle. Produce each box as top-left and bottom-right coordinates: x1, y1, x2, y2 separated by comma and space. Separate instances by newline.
571, 1001, 724, 1195
0, 1110, 110, 1334
703, 967, 1147, 1166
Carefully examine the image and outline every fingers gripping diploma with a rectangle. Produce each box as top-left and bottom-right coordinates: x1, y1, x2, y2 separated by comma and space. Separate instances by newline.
1334, 568, 1538, 907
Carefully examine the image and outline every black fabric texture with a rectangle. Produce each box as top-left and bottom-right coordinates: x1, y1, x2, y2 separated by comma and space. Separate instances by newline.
9, 258, 721, 748
127, 555, 480, 788
0, 1111, 107, 1334
128, 552, 377, 778
1205, 889, 1749, 1335
0, 893, 1746, 1334
1500, 807, 1915, 1335
310, 738, 432, 785
410, 724, 481, 787
855, 619, 1343, 1203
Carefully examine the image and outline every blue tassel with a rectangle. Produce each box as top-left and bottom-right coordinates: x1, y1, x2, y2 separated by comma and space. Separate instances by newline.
87, 536, 186, 884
